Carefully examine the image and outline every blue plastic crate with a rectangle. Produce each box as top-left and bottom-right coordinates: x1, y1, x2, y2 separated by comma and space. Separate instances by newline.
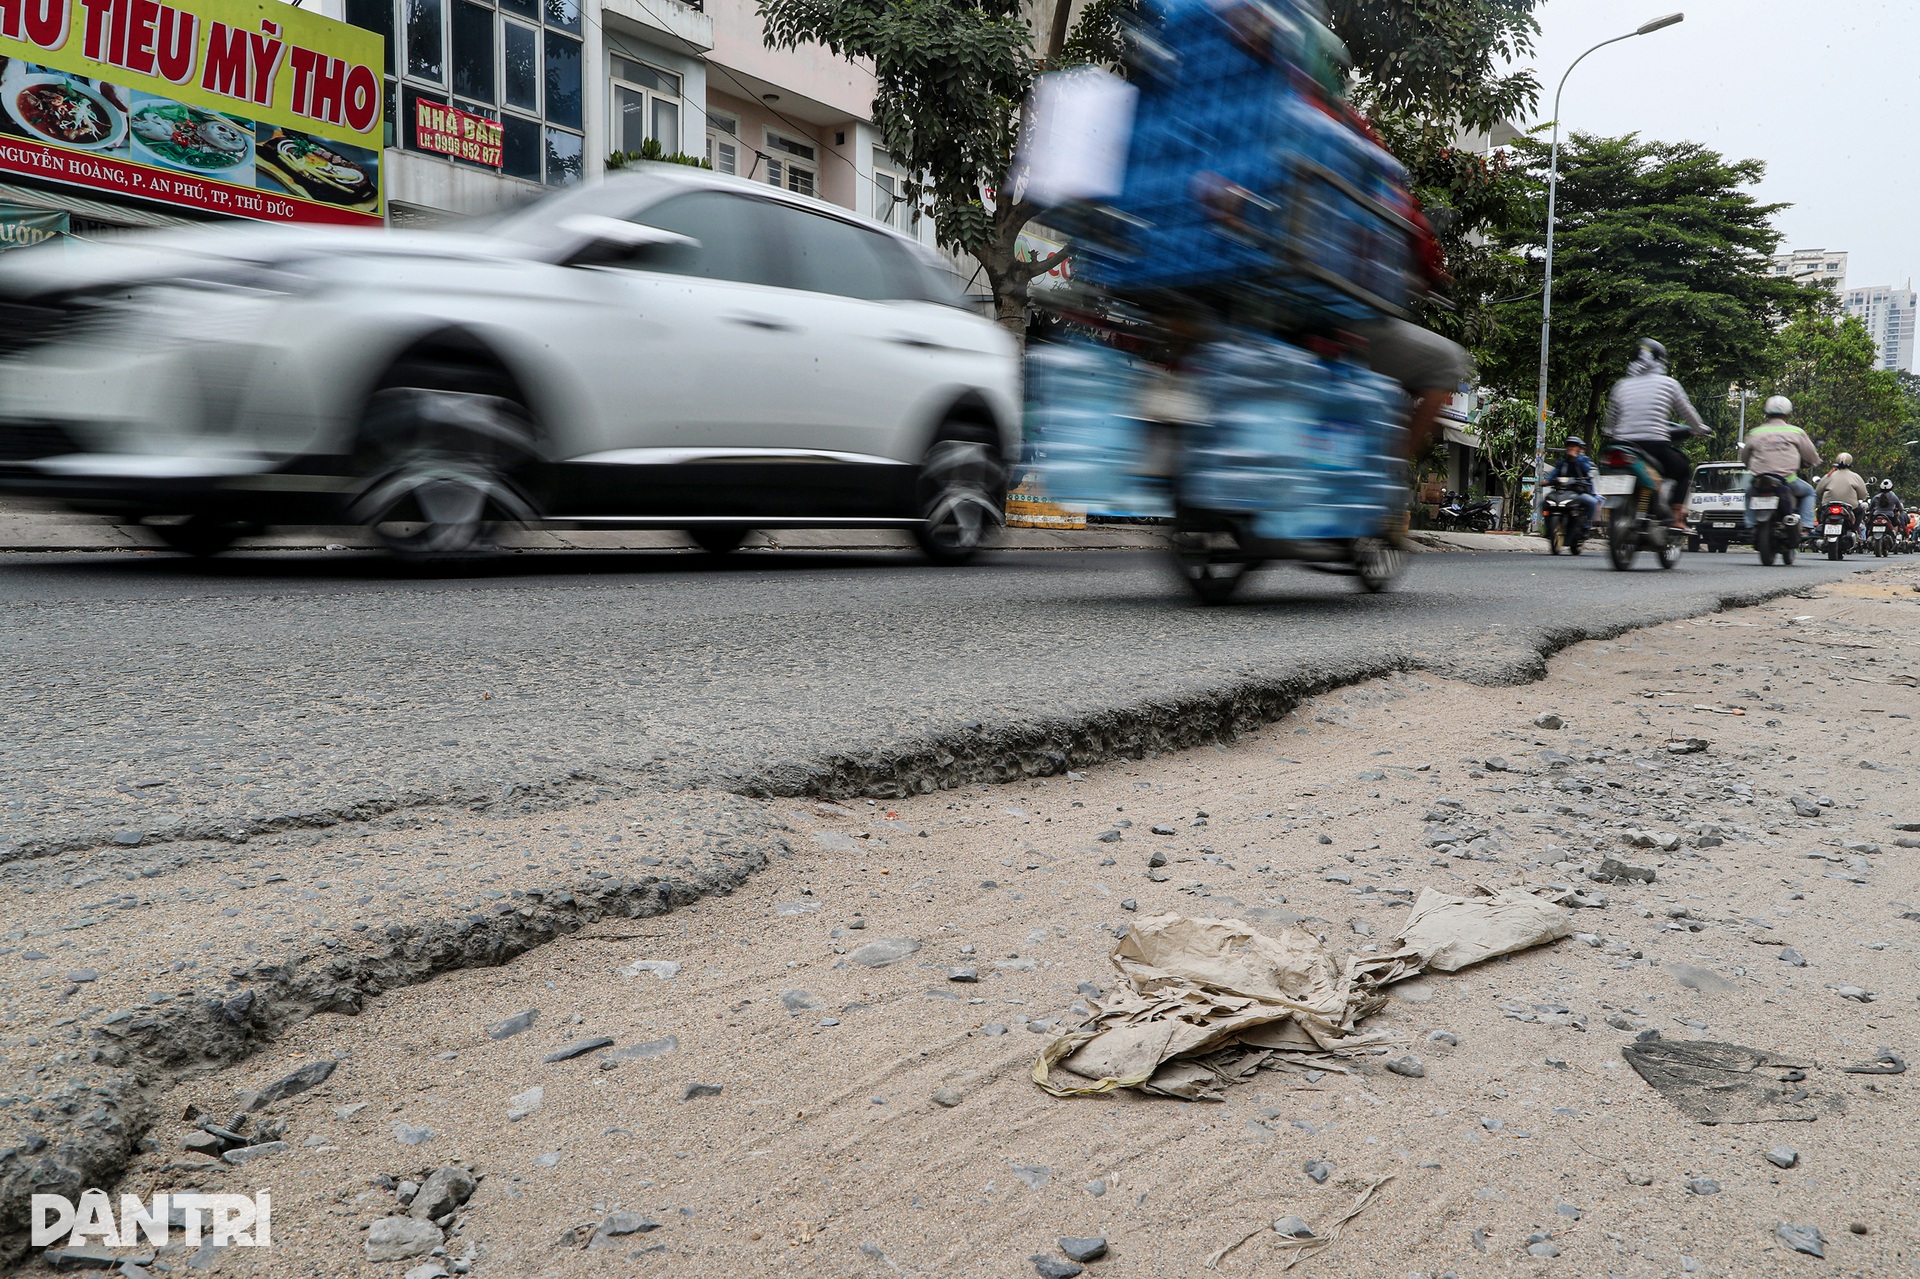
1023, 341, 1173, 518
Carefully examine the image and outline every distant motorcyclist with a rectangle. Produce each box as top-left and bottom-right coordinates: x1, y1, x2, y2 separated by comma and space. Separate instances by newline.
1869, 478, 1906, 523
1602, 339, 1710, 530
1736, 396, 1818, 529
1816, 452, 1870, 518
1542, 436, 1600, 533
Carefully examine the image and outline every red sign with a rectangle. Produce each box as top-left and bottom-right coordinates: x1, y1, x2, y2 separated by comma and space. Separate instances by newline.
413, 100, 502, 168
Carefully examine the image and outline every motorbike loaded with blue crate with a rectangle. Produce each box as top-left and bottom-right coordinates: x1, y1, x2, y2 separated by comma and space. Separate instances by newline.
1020, 0, 1426, 603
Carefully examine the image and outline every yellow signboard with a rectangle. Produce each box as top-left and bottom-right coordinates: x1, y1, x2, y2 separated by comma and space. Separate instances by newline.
0, 0, 383, 223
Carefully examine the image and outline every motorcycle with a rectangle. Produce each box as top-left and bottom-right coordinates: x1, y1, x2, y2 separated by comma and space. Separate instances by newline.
1540, 479, 1592, 555
1869, 510, 1898, 558
1820, 501, 1854, 561
1596, 441, 1682, 571
1435, 489, 1496, 534
1746, 473, 1799, 567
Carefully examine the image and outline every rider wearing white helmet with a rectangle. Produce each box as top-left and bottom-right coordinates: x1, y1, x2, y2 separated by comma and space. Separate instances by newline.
1737, 395, 1818, 528
1816, 451, 1870, 508
1870, 476, 1907, 523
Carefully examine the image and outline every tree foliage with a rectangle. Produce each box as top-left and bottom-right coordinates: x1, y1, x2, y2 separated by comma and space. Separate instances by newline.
1471, 395, 1539, 526
1479, 132, 1804, 440
1332, 0, 1540, 133
1761, 308, 1913, 481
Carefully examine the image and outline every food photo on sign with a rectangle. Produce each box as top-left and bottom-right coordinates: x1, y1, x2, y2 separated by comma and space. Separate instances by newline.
128, 92, 255, 181
255, 126, 381, 213
0, 59, 131, 158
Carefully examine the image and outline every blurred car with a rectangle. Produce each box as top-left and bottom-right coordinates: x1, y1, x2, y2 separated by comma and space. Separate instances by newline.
0, 168, 1020, 562
1686, 461, 1752, 553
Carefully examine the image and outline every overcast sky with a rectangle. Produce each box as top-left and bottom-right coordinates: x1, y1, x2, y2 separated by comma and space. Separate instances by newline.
1510, 0, 1914, 289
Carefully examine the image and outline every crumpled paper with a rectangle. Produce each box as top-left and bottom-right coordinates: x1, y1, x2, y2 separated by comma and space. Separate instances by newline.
1034, 885, 1572, 1101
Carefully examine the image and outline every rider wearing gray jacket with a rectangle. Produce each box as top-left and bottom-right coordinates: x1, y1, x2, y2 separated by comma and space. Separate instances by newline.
1603, 339, 1710, 529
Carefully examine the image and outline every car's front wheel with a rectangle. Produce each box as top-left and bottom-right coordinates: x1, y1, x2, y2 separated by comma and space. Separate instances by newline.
913, 432, 1004, 566
353, 385, 534, 561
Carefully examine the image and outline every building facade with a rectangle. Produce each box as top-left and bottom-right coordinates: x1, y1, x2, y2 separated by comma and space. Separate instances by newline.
1770, 248, 1848, 294
1843, 283, 1918, 374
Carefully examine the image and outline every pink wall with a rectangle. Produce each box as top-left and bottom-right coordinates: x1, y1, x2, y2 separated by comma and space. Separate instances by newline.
710, 88, 860, 214
705, 0, 877, 123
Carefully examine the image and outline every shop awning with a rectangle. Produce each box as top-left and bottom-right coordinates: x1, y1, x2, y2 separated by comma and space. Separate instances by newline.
0, 182, 204, 231
1443, 426, 1483, 450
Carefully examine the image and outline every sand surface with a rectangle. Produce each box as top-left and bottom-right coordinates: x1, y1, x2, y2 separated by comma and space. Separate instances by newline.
55, 569, 1920, 1278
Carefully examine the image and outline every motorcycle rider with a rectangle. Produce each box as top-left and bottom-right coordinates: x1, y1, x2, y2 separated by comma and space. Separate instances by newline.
1542, 436, 1600, 535
1815, 452, 1870, 540
1735, 395, 1818, 529
1869, 478, 1907, 534
1602, 339, 1710, 530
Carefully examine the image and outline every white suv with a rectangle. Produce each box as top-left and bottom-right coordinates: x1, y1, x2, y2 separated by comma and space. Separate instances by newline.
0, 168, 1021, 562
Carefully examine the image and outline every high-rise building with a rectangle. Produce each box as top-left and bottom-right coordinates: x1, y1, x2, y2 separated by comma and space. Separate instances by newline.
1770, 249, 1849, 294
1843, 283, 1919, 374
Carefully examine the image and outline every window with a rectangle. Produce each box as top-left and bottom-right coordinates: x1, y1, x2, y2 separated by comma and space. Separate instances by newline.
780, 207, 922, 301
871, 148, 919, 233
610, 54, 681, 155
626, 191, 778, 284
765, 129, 815, 197
404, 0, 443, 80
451, 0, 494, 101
705, 110, 737, 175
349, 0, 580, 184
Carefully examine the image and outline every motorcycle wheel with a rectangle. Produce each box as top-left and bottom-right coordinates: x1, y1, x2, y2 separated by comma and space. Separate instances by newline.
1657, 536, 1681, 570
1781, 534, 1796, 566
1468, 516, 1492, 534
1353, 537, 1404, 594
1171, 511, 1259, 605
1608, 509, 1637, 571
1755, 520, 1775, 566
1546, 517, 1563, 555
1829, 537, 1843, 561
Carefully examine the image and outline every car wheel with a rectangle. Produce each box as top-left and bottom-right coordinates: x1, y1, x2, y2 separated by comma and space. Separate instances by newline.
688, 527, 751, 555
913, 432, 1004, 566
147, 514, 252, 557
354, 385, 534, 561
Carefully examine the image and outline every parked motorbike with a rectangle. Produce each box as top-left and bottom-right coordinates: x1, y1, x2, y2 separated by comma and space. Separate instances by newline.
1435, 490, 1496, 535
1821, 501, 1854, 561
1540, 479, 1592, 555
1746, 472, 1799, 567
1869, 510, 1898, 558
1596, 441, 1682, 571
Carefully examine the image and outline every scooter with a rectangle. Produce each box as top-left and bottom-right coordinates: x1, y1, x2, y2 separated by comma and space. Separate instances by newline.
1869, 511, 1899, 557
1596, 442, 1682, 571
1435, 490, 1496, 535
1746, 473, 1799, 567
1821, 502, 1854, 561
1540, 479, 1592, 556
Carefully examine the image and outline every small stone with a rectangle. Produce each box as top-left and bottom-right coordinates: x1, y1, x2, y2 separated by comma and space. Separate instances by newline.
1317, 834, 1333, 845
1303, 1160, 1333, 1184
589, 1212, 660, 1248
1836, 985, 1875, 1002
508, 1086, 544, 1121
1765, 1146, 1799, 1169
487, 1009, 539, 1040
1792, 798, 1822, 818
1120, 899, 1137, 912
532, 1151, 562, 1168
221, 1141, 289, 1166
1527, 1241, 1561, 1258
1687, 1177, 1721, 1196
1778, 948, 1807, 967
251, 1059, 336, 1106
1151, 825, 1176, 836
847, 917, 867, 930
113, 831, 144, 846
848, 937, 921, 968
1058, 1237, 1108, 1263
1096, 831, 1122, 844
1427, 1030, 1458, 1047
681, 1082, 723, 1101
1848, 1222, 1869, 1235
410, 1166, 477, 1220
1775, 1223, 1825, 1258
392, 1123, 434, 1147
334, 1103, 369, 1120
1385, 1055, 1425, 1079
781, 990, 818, 1013
403, 1264, 450, 1279
65, 969, 98, 984
1085, 1180, 1107, 1197
1147, 851, 1168, 867
981, 1023, 1008, 1036
1625, 1170, 1654, 1186
1271, 1216, 1314, 1238
396, 1180, 420, 1205
947, 967, 979, 983
366, 1216, 444, 1262
1534, 713, 1564, 730
543, 1037, 614, 1063
1031, 1259, 1083, 1279
932, 1088, 962, 1108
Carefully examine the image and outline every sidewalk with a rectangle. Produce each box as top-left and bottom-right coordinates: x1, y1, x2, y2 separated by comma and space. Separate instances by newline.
0, 503, 1539, 555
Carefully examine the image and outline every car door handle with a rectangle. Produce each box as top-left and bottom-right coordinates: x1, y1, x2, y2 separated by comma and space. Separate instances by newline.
724, 313, 799, 332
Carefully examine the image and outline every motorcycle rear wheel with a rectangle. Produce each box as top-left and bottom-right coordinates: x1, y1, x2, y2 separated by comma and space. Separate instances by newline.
1608, 510, 1637, 571
1756, 521, 1776, 566
1781, 534, 1796, 566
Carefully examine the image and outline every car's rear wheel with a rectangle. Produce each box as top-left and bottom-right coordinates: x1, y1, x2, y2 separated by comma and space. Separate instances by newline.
688, 527, 751, 555
354, 373, 535, 562
913, 430, 1004, 566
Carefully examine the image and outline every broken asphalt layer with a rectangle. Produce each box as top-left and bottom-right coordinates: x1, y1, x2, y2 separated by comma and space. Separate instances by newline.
0, 550, 1876, 1255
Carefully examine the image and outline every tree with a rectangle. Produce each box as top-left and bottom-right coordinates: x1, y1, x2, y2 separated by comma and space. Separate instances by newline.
1762, 309, 1910, 479
1479, 133, 1805, 441
1472, 396, 1538, 525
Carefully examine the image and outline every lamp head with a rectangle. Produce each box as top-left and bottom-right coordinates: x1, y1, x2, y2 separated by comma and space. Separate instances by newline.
1637, 12, 1684, 34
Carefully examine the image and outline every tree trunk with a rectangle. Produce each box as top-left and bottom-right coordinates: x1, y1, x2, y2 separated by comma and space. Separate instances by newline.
982, 205, 1032, 341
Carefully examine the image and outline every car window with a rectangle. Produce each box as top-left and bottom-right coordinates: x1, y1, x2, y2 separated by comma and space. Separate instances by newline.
777, 206, 924, 301
623, 191, 774, 285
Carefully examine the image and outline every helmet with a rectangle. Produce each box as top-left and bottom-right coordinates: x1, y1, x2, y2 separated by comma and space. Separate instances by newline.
1883, 479, 1895, 492
1563, 436, 1586, 451
1763, 395, 1793, 418
1838, 453, 1854, 467
1637, 338, 1667, 361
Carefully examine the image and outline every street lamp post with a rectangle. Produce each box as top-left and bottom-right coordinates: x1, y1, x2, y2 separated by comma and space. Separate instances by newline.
1531, 13, 1685, 531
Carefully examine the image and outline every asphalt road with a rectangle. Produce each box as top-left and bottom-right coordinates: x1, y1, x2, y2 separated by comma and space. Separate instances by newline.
0, 545, 1866, 860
